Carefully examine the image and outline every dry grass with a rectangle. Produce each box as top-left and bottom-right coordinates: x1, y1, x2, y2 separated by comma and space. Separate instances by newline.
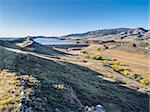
101, 49, 149, 64
82, 45, 150, 77
16, 40, 33, 48
101, 49, 150, 78
0, 69, 21, 112
66, 44, 150, 88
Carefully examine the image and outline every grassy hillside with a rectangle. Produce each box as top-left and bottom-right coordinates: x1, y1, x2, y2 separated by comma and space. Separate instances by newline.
0, 70, 21, 112
0, 40, 149, 112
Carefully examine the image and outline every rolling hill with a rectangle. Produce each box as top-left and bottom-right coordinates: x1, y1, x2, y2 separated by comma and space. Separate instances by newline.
63, 28, 150, 41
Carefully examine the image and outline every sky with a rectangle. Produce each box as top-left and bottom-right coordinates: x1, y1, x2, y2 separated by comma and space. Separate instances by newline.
0, 0, 149, 37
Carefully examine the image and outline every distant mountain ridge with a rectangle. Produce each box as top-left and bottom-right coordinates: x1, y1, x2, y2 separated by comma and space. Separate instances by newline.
64, 28, 131, 37
63, 28, 150, 41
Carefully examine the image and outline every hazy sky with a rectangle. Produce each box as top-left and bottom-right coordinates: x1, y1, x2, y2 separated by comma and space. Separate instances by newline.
0, 0, 149, 37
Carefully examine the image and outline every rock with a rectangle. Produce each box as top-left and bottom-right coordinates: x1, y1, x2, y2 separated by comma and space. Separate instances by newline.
91, 106, 95, 111
43, 97, 48, 102
85, 106, 89, 111
85, 104, 105, 112
35, 97, 42, 102
55, 108, 61, 112
64, 85, 84, 107
30, 90, 35, 95
32, 100, 43, 107
21, 97, 26, 104
25, 107, 32, 112
93, 105, 105, 112
85, 106, 91, 112
21, 91, 25, 95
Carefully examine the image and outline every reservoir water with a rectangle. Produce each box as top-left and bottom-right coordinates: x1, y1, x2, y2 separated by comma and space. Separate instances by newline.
34, 38, 75, 45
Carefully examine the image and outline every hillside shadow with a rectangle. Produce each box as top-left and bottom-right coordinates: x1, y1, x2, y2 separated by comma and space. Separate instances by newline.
0, 39, 69, 57
0, 47, 149, 112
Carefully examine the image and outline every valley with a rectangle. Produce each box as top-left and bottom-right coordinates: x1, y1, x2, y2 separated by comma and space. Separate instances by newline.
0, 27, 149, 112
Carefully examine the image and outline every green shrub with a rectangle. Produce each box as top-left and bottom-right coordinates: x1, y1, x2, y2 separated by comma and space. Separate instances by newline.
85, 55, 102, 60
96, 48, 100, 51
13, 75, 20, 80
112, 63, 120, 71
26, 82, 34, 86
85, 55, 90, 59
0, 98, 14, 105
48, 95, 55, 102
123, 69, 130, 76
90, 55, 102, 60
139, 78, 150, 86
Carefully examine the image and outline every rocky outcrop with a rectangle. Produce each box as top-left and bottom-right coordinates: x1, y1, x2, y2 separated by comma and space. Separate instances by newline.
85, 105, 105, 112
18, 75, 40, 112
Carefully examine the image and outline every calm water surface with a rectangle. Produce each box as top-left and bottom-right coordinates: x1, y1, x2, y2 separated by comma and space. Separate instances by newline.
34, 38, 75, 45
